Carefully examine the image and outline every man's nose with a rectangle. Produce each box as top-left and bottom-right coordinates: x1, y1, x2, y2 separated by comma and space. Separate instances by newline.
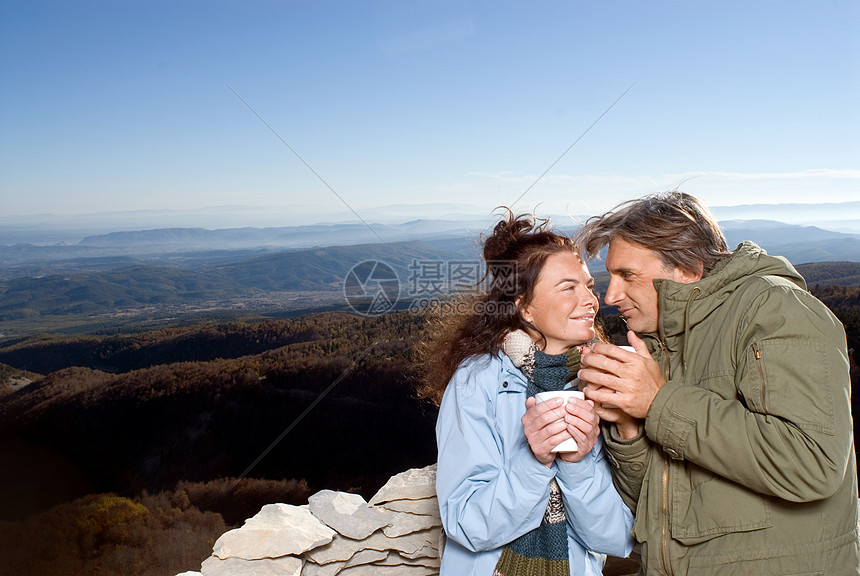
604, 278, 623, 306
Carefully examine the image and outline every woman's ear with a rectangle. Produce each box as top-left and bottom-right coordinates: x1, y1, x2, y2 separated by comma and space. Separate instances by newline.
516, 296, 532, 323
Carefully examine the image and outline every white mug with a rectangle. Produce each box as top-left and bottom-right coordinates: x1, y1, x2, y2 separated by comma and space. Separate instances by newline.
534, 390, 585, 452
602, 345, 636, 409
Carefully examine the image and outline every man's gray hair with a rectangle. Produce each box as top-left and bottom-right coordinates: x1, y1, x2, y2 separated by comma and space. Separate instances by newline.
575, 191, 730, 276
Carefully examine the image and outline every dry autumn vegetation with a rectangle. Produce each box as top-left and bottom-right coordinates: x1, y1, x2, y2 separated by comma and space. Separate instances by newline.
0, 311, 435, 575
0, 478, 313, 576
0, 277, 858, 576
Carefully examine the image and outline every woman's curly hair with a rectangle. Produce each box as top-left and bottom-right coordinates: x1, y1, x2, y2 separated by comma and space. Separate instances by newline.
415, 208, 584, 406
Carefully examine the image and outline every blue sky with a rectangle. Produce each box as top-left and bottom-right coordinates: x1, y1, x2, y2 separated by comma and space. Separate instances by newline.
1, 0, 858, 226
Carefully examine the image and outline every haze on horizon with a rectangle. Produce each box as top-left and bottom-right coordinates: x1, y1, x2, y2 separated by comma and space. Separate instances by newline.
1, 1, 858, 227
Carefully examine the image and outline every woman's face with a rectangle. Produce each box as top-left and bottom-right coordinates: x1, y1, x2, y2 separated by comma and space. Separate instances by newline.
519, 251, 599, 355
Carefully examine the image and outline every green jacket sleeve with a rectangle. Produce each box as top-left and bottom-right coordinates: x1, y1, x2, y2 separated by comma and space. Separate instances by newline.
601, 422, 650, 512
645, 282, 852, 503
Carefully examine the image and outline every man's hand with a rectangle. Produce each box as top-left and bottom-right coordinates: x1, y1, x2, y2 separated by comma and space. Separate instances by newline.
580, 331, 665, 420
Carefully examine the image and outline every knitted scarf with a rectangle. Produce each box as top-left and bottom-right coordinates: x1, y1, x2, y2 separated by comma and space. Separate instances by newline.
493, 331, 582, 576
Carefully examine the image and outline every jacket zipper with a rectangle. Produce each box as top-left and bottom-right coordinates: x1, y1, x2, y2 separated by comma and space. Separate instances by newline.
752, 342, 768, 413
656, 339, 674, 575
661, 459, 673, 575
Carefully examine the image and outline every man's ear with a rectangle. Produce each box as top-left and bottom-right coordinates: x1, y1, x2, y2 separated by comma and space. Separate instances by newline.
674, 264, 703, 284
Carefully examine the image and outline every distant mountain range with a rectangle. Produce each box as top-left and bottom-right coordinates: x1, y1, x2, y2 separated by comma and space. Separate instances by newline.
0, 240, 457, 328
718, 220, 860, 264
66, 217, 860, 259
2, 206, 860, 337
3, 215, 859, 275
710, 202, 860, 234
1, 243, 859, 338
1, 200, 858, 244
74, 219, 492, 251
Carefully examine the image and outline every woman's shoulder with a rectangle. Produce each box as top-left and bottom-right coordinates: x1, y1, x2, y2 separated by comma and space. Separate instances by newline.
457, 351, 498, 369
449, 352, 526, 391
439, 352, 528, 413
454, 351, 512, 374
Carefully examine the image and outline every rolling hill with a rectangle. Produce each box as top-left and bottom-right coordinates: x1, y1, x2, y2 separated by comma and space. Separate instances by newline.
2, 217, 860, 338
0, 240, 458, 332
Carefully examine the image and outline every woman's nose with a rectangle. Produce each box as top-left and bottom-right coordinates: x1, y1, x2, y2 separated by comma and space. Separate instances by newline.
584, 285, 598, 307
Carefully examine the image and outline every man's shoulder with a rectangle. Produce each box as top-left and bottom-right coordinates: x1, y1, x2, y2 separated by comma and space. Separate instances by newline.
725, 270, 807, 300
722, 271, 838, 327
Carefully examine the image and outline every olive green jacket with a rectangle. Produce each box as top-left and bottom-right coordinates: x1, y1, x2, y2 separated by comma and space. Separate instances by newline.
603, 242, 859, 575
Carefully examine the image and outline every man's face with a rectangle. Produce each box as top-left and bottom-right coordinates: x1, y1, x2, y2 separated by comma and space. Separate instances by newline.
604, 238, 701, 334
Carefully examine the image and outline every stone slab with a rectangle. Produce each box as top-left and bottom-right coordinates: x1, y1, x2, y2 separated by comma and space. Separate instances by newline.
376, 551, 441, 568
400, 543, 440, 560
337, 564, 437, 576
309, 490, 391, 540
381, 509, 441, 538
301, 560, 344, 576
213, 503, 335, 560
305, 527, 440, 565
201, 555, 302, 576
302, 549, 388, 576
368, 465, 437, 505
377, 497, 440, 519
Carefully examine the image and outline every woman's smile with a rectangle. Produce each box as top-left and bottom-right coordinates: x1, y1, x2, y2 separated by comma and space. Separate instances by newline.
520, 251, 599, 355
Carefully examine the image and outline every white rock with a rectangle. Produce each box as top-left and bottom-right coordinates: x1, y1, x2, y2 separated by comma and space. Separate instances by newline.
175, 572, 204, 576
400, 543, 440, 560
305, 528, 440, 565
337, 564, 437, 575
303, 533, 361, 565
343, 549, 389, 569
301, 559, 345, 576
213, 503, 335, 560
309, 490, 391, 540
331, 492, 364, 515
376, 551, 441, 568
377, 497, 440, 519
201, 555, 302, 576
381, 509, 441, 538
302, 549, 389, 576
368, 465, 437, 505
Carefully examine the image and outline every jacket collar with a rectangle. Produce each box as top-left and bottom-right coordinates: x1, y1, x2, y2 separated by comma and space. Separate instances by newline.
497, 352, 529, 393
652, 241, 806, 340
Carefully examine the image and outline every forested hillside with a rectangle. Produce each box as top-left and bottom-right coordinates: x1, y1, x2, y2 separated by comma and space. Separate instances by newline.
0, 311, 433, 508
0, 268, 858, 576
0, 311, 437, 574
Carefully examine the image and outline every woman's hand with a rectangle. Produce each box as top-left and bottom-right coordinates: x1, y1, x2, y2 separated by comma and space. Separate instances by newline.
522, 396, 572, 466
523, 395, 600, 465
558, 397, 600, 463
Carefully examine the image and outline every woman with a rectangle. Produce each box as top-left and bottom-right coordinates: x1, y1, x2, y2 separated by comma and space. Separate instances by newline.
417, 210, 634, 576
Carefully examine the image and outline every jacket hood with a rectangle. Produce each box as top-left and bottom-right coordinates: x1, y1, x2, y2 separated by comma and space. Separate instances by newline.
653, 241, 807, 339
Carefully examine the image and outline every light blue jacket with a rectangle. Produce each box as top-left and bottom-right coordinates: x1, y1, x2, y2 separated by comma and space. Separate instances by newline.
436, 352, 635, 576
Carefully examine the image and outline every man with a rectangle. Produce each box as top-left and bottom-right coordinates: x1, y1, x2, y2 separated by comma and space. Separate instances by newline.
576, 192, 859, 574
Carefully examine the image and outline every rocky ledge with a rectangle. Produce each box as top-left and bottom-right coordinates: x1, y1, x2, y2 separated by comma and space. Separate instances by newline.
177, 465, 443, 576
177, 463, 642, 576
